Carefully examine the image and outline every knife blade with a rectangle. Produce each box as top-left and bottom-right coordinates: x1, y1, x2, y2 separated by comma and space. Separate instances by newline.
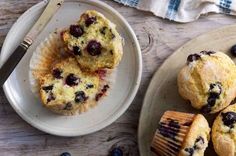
0, 0, 64, 86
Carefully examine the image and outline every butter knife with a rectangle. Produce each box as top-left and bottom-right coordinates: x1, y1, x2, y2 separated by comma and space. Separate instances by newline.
0, 0, 64, 86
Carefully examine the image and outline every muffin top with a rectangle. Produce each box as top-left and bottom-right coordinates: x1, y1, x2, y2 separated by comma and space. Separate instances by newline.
62, 10, 123, 72
212, 104, 236, 156
179, 114, 210, 156
39, 57, 102, 115
178, 51, 236, 114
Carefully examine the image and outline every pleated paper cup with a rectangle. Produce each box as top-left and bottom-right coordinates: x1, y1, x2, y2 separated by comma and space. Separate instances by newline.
151, 111, 195, 156
29, 30, 117, 100
29, 30, 70, 96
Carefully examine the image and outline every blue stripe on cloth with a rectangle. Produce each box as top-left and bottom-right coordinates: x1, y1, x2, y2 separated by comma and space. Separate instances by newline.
219, 0, 232, 14
166, 0, 181, 20
113, 0, 139, 7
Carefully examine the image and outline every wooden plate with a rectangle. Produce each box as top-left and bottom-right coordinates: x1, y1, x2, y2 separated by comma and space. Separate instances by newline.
138, 24, 236, 155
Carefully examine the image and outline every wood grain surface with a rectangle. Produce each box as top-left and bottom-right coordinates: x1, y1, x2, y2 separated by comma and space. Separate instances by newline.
0, 0, 236, 156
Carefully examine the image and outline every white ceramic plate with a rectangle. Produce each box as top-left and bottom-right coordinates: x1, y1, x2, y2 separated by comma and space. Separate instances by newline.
0, 0, 142, 136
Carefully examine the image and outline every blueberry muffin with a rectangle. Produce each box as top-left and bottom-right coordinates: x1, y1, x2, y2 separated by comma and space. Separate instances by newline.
151, 111, 210, 156
39, 57, 109, 115
62, 10, 123, 72
178, 51, 236, 114
212, 104, 236, 156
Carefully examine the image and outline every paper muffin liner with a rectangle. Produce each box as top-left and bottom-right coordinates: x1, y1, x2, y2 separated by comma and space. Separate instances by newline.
29, 30, 117, 115
29, 30, 68, 96
151, 111, 195, 156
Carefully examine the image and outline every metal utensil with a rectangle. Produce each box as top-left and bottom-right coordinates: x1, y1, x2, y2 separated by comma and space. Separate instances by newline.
0, 0, 64, 86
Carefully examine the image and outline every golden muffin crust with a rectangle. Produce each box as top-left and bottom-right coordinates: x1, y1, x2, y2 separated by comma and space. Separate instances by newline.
178, 51, 236, 114
39, 57, 101, 115
62, 10, 123, 72
212, 104, 236, 156
179, 114, 210, 156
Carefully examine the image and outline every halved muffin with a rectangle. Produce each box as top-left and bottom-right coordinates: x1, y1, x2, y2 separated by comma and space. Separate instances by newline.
62, 10, 123, 72
39, 57, 102, 115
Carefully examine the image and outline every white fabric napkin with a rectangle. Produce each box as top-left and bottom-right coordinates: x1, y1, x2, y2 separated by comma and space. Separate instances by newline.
114, 0, 236, 22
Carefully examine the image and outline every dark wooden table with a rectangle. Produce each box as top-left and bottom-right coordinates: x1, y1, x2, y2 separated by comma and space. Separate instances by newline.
0, 0, 236, 155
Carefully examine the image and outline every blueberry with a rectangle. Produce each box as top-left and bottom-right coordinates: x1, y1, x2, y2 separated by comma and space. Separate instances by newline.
168, 119, 180, 129
231, 44, 236, 56
47, 92, 55, 103
73, 46, 81, 56
85, 17, 96, 27
222, 112, 236, 128
158, 122, 179, 141
64, 102, 73, 110
86, 84, 94, 89
110, 147, 123, 156
42, 85, 53, 93
100, 26, 107, 35
110, 50, 113, 55
69, 25, 84, 38
187, 54, 201, 63
60, 152, 71, 156
200, 51, 215, 55
110, 29, 116, 39
184, 148, 194, 156
194, 136, 204, 147
207, 93, 218, 106
74, 91, 88, 103
65, 74, 79, 86
201, 104, 212, 113
52, 68, 63, 79
87, 40, 102, 56
209, 82, 222, 94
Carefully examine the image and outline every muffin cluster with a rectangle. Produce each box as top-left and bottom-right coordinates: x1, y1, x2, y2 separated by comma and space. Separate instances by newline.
30, 10, 123, 115
151, 50, 236, 156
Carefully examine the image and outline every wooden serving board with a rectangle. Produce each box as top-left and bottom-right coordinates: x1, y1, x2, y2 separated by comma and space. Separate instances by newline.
138, 24, 236, 156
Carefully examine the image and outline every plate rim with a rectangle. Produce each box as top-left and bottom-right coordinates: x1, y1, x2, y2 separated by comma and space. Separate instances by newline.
137, 24, 236, 155
1, 0, 142, 136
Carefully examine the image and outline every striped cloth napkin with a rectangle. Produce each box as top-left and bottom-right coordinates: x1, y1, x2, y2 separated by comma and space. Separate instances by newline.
113, 0, 236, 22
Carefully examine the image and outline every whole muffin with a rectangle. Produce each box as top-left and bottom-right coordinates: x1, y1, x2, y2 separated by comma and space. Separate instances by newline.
39, 57, 109, 115
151, 111, 210, 156
178, 51, 236, 114
62, 10, 123, 72
212, 104, 236, 156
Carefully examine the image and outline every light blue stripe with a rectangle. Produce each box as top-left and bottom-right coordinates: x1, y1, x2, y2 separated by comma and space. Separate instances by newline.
219, 0, 232, 14
114, 0, 139, 7
166, 0, 181, 20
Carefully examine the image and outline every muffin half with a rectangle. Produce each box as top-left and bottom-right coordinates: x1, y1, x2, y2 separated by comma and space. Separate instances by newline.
39, 57, 109, 115
62, 10, 123, 72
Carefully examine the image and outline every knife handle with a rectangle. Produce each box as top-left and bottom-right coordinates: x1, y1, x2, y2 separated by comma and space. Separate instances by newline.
0, 41, 31, 86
